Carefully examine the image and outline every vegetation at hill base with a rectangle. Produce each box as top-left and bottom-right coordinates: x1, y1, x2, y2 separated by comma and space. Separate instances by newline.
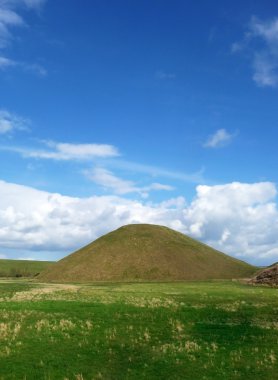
0, 259, 54, 278
0, 280, 278, 379
39, 224, 257, 282
251, 263, 278, 285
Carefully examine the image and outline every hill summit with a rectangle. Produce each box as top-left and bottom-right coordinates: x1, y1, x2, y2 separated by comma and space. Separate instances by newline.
39, 224, 256, 282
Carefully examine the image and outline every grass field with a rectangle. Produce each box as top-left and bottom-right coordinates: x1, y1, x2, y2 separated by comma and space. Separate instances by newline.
0, 280, 278, 379
0, 259, 54, 278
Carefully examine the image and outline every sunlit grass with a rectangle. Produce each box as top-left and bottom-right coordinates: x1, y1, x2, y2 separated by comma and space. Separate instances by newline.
0, 280, 277, 379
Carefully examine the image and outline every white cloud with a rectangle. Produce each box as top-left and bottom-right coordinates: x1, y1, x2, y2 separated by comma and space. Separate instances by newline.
253, 52, 278, 87
183, 182, 278, 263
0, 55, 16, 67
0, 179, 278, 265
0, 56, 47, 75
231, 42, 244, 53
0, 109, 29, 134
23, 62, 47, 76
249, 17, 278, 87
250, 16, 278, 44
204, 129, 235, 148
0, 179, 181, 253
0, 2, 25, 47
0, 7, 23, 25
0, 0, 45, 9
155, 70, 176, 80
16, 256, 37, 260
0, 0, 47, 73
108, 159, 205, 184
147, 183, 174, 191
0, 253, 7, 259
86, 167, 137, 195
0, 5, 23, 47
11, 141, 120, 160
233, 16, 278, 87
85, 167, 174, 197
54, 143, 119, 160
159, 196, 186, 209
23, 0, 46, 10
1, 141, 204, 185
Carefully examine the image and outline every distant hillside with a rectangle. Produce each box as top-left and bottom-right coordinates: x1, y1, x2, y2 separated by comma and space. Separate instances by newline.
39, 224, 257, 282
0, 259, 54, 278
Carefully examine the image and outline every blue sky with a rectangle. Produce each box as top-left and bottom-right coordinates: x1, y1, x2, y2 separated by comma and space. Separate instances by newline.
1, 0, 278, 265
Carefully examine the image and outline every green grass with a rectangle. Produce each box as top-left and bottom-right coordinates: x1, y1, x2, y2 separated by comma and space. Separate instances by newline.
0, 280, 278, 379
0, 259, 54, 278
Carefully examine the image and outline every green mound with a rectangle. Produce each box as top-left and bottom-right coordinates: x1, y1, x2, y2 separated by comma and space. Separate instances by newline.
39, 224, 257, 282
0, 259, 54, 278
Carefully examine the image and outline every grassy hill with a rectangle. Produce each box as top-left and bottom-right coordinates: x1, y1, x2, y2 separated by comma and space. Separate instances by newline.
39, 224, 257, 282
0, 259, 54, 278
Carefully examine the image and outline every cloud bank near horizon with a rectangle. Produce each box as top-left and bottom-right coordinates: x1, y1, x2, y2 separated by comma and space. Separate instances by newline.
0, 179, 277, 265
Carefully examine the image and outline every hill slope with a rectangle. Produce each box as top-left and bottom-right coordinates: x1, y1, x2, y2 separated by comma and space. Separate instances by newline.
0, 259, 54, 278
39, 224, 256, 282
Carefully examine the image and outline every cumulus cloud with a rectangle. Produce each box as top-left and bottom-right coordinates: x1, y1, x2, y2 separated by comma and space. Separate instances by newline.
0, 179, 278, 265
85, 167, 174, 197
0, 109, 29, 134
0, 179, 182, 254
203, 129, 235, 148
183, 182, 278, 263
232, 16, 278, 87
